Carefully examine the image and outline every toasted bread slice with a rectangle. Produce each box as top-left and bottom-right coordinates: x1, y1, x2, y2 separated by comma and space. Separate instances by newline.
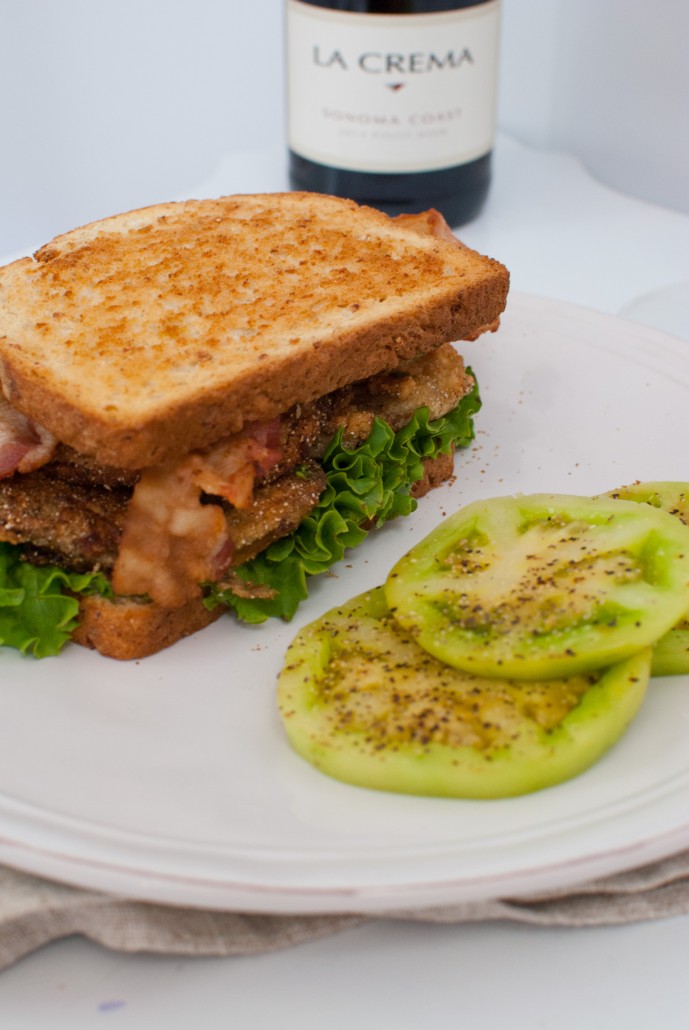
72, 593, 223, 661
0, 193, 508, 469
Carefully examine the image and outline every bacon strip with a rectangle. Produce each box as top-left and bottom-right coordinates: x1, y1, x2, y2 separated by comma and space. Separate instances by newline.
0, 394, 56, 479
185, 419, 281, 510
112, 421, 283, 607
393, 209, 464, 245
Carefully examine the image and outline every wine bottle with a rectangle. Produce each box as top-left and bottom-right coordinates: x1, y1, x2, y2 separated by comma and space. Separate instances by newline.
286, 0, 501, 226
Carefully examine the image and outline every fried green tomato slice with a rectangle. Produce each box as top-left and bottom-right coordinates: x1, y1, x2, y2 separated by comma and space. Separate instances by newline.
385, 493, 689, 680
277, 588, 651, 798
605, 482, 689, 677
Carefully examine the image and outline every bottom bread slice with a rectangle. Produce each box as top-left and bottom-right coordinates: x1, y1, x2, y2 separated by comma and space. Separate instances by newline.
72, 595, 223, 660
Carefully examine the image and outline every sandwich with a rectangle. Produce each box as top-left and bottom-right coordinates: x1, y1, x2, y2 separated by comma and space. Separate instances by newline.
0, 192, 509, 659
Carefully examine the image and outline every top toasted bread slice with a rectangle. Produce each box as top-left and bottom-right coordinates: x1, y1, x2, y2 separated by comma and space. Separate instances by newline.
0, 192, 508, 468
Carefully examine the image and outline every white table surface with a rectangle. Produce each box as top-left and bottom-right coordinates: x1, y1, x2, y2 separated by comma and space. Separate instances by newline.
1, 135, 689, 1027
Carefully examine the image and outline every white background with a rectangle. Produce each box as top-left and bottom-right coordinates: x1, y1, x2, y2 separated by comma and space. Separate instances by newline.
1, 1, 689, 1026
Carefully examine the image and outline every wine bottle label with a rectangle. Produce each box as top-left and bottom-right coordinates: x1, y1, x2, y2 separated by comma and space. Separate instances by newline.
286, 0, 501, 174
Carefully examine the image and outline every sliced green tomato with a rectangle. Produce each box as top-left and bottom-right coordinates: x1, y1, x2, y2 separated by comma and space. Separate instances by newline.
605, 481, 689, 524
652, 619, 689, 677
277, 588, 651, 798
384, 493, 689, 680
604, 482, 689, 677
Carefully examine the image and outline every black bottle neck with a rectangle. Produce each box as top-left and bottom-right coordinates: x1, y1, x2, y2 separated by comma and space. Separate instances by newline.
294, 1, 491, 13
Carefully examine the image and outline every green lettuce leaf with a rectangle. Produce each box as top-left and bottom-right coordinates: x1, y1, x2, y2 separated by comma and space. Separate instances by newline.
209, 374, 481, 624
0, 544, 110, 658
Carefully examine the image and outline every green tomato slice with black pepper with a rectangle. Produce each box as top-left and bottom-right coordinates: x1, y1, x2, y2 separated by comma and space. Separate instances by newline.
277, 588, 651, 798
384, 493, 689, 680
605, 482, 689, 677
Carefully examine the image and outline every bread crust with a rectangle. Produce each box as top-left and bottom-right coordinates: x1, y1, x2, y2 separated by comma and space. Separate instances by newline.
0, 193, 508, 468
72, 594, 223, 660
410, 449, 456, 499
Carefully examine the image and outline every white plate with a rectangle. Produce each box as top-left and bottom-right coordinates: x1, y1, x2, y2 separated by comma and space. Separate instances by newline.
1, 293, 688, 914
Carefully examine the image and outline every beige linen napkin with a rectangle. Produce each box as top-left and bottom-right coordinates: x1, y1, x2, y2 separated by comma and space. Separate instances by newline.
2, 850, 689, 970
